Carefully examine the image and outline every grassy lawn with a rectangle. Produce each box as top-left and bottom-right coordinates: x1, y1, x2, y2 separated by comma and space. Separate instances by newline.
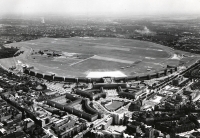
105, 100, 125, 111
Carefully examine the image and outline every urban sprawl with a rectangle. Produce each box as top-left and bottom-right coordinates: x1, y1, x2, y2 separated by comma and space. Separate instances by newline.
1, 17, 200, 138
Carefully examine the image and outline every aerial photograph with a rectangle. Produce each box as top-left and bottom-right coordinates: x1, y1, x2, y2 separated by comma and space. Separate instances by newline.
1, 0, 200, 137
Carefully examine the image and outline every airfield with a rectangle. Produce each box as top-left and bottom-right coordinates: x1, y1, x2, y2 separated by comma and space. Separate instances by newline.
7, 37, 189, 78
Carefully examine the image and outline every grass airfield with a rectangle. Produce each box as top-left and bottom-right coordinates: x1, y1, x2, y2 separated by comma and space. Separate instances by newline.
7, 37, 190, 77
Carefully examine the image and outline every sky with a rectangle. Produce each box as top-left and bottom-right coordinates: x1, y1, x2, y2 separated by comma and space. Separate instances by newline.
0, 0, 200, 16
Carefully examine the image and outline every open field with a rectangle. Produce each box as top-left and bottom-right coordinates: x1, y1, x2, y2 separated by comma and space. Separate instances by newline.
3, 37, 192, 77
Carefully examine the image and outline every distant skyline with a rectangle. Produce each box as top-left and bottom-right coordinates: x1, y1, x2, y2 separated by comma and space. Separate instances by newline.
1, 0, 200, 17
